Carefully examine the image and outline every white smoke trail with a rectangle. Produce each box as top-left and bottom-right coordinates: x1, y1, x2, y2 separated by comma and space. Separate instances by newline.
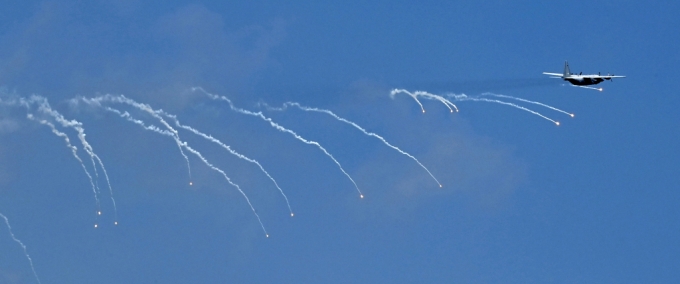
390, 89, 426, 113
194, 87, 365, 199
28, 96, 119, 220
390, 89, 459, 113
391, 89, 560, 126
3, 95, 118, 221
572, 85, 603, 92
101, 107, 269, 237
159, 112, 294, 216
263, 102, 443, 188
480, 93, 574, 117
0, 212, 41, 284
78, 95, 293, 216
77, 96, 193, 185
26, 114, 102, 217
447, 94, 560, 125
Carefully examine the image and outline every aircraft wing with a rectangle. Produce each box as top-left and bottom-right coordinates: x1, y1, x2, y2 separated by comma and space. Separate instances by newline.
581, 75, 626, 79
542, 72, 563, 77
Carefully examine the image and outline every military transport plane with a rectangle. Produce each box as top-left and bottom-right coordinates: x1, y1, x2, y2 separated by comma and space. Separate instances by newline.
543, 61, 625, 91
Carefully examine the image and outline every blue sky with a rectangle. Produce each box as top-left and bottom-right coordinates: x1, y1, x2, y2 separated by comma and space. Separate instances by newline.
1, 1, 679, 283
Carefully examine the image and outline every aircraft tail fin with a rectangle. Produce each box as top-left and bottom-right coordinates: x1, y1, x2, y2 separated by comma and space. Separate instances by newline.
563, 61, 571, 77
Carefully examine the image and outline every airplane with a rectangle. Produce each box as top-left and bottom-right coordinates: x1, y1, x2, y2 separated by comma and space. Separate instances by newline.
543, 61, 625, 91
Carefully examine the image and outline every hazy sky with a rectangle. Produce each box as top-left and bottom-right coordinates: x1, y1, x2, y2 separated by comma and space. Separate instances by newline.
1, 1, 679, 283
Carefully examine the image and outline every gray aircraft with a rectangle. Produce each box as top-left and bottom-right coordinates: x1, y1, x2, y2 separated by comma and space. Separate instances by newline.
543, 61, 625, 91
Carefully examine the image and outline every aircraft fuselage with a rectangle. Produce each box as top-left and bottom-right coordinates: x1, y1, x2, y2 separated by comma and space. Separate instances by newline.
565, 77, 605, 86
